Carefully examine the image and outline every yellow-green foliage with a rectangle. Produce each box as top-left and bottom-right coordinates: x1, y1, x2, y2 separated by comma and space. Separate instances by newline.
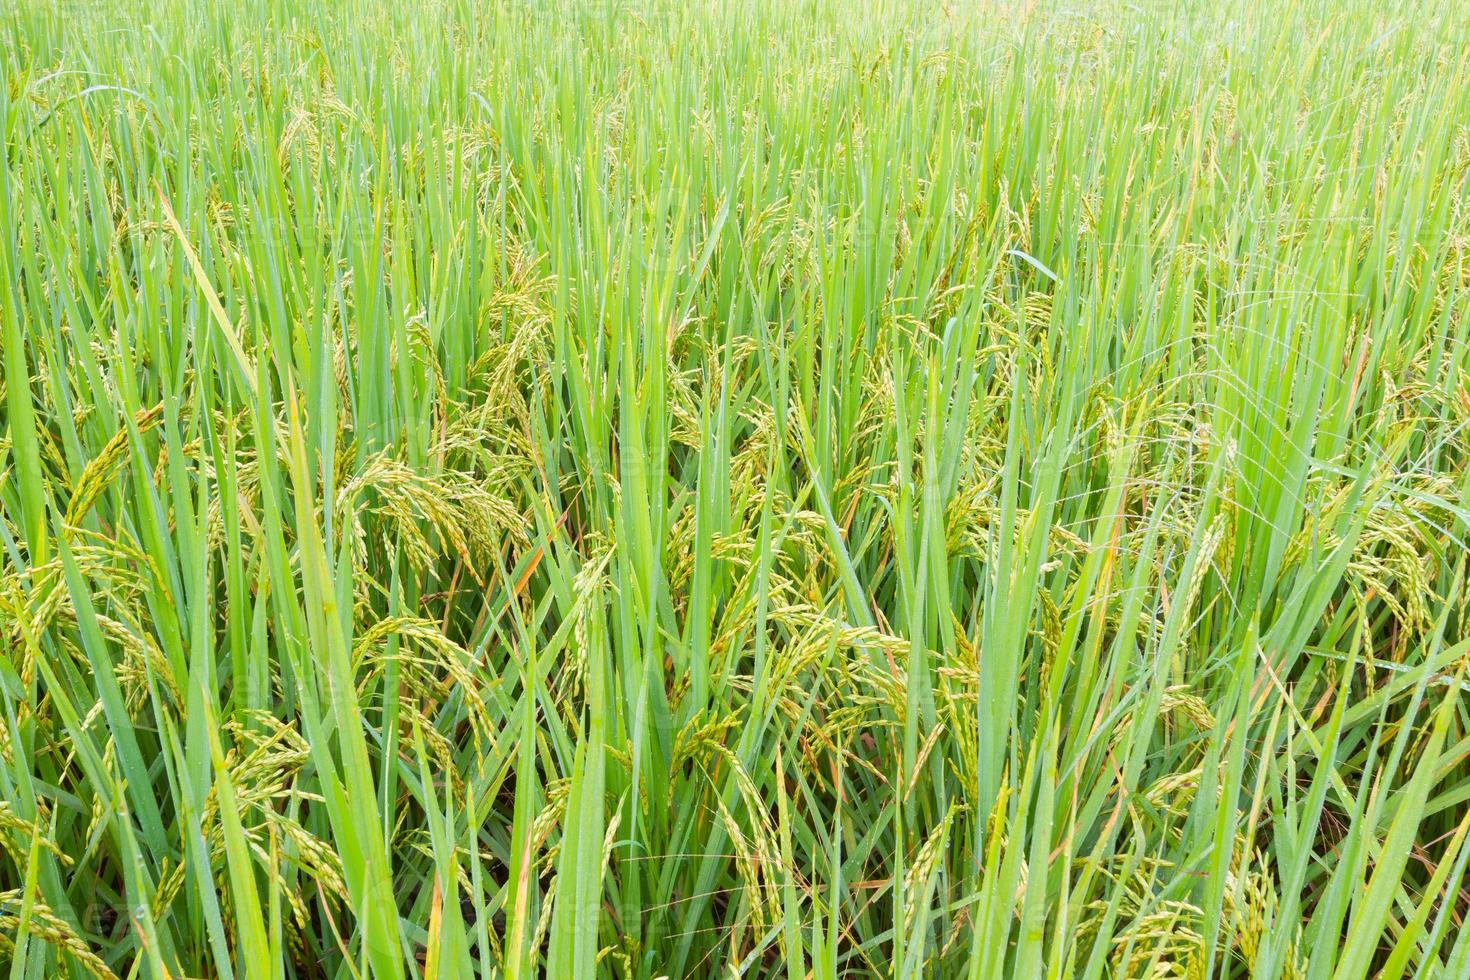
2, 0, 1469, 976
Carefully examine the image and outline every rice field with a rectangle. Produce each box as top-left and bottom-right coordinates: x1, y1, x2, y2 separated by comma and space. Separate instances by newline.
3, 0, 1470, 975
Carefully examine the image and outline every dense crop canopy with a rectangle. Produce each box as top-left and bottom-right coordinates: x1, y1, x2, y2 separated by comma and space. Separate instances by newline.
3, 0, 1470, 976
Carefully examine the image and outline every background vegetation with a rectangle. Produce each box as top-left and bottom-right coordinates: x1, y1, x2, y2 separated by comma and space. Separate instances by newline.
3, 0, 1470, 976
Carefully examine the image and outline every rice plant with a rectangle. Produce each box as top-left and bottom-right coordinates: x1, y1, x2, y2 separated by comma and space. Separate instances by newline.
3, 0, 1470, 975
